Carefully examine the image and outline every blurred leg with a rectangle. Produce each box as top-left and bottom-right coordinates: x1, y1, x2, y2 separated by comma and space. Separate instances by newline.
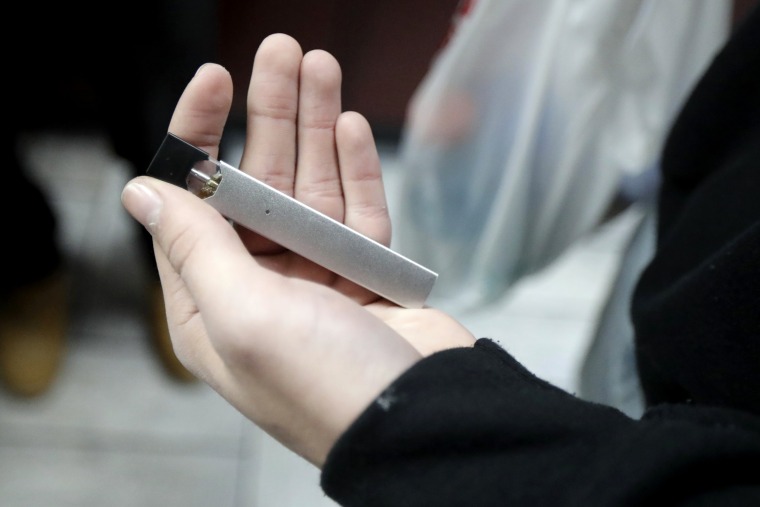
0, 132, 68, 397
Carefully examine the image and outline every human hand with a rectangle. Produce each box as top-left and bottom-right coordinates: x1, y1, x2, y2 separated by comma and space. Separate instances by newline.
121, 34, 475, 467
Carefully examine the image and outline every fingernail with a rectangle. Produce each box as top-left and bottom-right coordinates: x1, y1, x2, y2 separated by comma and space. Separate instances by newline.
121, 180, 162, 233
195, 62, 213, 76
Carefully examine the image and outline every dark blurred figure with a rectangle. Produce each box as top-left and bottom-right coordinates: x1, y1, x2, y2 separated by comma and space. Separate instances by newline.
1, 1, 217, 396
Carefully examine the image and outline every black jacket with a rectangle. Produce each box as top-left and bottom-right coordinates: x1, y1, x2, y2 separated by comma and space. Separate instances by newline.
321, 7, 760, 506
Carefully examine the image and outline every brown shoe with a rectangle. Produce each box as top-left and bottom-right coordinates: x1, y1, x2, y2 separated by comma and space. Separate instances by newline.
0, 271, 68, 397
149, 283, 196, 383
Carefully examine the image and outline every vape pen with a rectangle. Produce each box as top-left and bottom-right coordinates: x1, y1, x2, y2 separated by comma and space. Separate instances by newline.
146, 133, 437, 309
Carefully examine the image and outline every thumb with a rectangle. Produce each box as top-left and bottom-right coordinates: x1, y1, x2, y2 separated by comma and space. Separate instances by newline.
120, 176, 277, 322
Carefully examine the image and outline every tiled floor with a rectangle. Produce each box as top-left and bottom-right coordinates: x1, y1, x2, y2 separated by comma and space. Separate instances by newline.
0, 129, 642, 506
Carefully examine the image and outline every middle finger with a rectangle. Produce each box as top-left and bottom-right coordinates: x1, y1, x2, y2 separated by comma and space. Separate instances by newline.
241, 33, 302, 194
294, 49, 344, 222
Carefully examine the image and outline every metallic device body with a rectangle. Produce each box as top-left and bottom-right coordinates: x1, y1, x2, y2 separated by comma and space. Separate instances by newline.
147, 133, 437, 308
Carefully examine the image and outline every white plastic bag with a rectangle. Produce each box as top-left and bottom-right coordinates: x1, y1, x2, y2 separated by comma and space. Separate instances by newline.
394, 0, 730, 309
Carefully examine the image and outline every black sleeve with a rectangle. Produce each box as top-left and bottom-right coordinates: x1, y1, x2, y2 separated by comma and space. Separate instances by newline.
629, 3, 760, 413
321, 339, 760, 507
321, 7, 760, 506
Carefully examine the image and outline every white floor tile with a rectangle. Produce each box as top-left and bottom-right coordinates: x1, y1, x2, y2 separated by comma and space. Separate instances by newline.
0, 446, 238, 507
0, 349, 245, 452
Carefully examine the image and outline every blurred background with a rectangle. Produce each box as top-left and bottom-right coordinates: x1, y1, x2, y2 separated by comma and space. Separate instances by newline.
1, 0, 749, 505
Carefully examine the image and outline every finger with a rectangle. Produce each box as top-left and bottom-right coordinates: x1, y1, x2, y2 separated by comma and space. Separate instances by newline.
236, 34, 303, 253
329, 112, 392, 301
335, 111, 391, 246
121, 178, 235, 389
240, 33, 302, 194
122, 176, 287, 341
168, 63, 233, 159
294, 49, 344, 221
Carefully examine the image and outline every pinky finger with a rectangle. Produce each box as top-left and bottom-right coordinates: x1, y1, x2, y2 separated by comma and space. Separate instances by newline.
336, 111, 392, 248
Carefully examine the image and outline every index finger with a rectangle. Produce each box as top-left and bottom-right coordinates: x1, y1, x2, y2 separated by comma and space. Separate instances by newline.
167, 63, 234, 160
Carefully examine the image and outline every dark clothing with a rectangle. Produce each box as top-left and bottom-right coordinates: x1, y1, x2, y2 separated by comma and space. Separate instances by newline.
4, 1, 216, 294
632, 5, 760, 415
3, 149, 61, 293
321, 6, 760, 506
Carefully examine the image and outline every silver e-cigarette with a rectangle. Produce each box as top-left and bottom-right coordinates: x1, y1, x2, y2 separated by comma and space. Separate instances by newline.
146, 133, 437, 309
